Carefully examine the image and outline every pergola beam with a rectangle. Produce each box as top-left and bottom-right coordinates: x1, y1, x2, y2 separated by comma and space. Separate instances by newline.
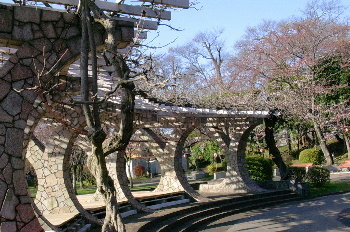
139, 0, 189, 9
31, 0, 172, 20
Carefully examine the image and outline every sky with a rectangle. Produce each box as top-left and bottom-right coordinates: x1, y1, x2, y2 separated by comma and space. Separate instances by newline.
145, 0, 350, 53
1, 0, 348, 53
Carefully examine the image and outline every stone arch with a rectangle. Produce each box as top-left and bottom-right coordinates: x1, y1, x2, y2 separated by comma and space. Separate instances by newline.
199, 118, 265, 193
0, 5, 111, 229
234, 118, 265, 191
144, 127, 208, 202
23, 99, 102, 230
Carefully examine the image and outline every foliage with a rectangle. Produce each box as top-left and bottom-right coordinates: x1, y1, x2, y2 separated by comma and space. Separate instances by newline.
310, 182, 350, 198
206, 164, 216, 174
246, 124, 266, 155
221, 159, 227, 171
289, 167, 307, 182
299, 148, 325, 165
246, 155, 273, 181
306, 166, 330, 187
327, 139, 346, 157
86, 177, 96, 186
134, 165, 145, 177
315, 56, 350, 105
76, 188, 97, 195
189, 141, 222, 170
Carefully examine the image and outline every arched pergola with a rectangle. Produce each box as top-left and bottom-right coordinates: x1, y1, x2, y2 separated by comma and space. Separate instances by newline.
0, 1, 270, 231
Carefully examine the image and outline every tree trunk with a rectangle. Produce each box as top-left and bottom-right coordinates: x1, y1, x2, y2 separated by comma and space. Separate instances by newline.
87, 130, 124, 232
287, 130, 292, 155
126, 160, 133, 189
344, 133, 350, 159
72, 165, 77, 194
264, 116, 289, 180
312, 119, 333, 165
78, 165, 83, 189
79, 1, 128, 230
335, 133, 344, 143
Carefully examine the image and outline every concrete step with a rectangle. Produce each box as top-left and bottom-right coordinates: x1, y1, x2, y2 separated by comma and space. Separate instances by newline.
137, 190, 303, 232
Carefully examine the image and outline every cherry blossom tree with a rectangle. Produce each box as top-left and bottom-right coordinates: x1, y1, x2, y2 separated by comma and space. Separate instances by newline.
229, 0, 350, 165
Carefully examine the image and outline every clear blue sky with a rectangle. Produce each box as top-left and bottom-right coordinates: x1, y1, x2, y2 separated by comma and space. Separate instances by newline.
147, 0, 350, 53
1, 0, 348, 53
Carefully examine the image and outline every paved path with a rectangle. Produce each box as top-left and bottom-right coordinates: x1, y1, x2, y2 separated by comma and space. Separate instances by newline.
199, 172, 350, 232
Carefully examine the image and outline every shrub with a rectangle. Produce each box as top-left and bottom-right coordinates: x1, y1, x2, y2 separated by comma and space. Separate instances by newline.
206, 164, 216, 174
134, 165, 145, 177
306, 166, 330, 187
299, 148, 324, 165
289, 167, 307, 182
221, 160, 227, 171
86, 177, 96, 186
246, 155, 273, 181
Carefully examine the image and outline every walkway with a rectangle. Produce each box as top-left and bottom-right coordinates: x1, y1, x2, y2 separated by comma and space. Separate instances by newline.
200, 186, 350, 232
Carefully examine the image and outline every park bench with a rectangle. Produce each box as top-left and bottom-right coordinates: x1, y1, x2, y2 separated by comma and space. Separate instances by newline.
337, 160, 350, 171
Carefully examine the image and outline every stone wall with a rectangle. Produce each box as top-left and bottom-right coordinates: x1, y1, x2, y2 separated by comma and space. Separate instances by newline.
0, 4, 133, 231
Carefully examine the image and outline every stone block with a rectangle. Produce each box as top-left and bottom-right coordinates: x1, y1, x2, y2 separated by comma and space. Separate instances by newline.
13, 170, 27, 195
1, 91, 22, 116
14, 120, 26, 130
14, 7, 40, 24
11, 157, 24, 169
0, 179, 7, 206
12, 24, 34, 41
18, 218, 42, 232
46, 197, 58, 210
0, 188, 19, 220
10, 64, 34, 81
41, 9, 62, 22
0, 153, 8, 169
213, 171, 226, 179
5, 128, 23, 157
30, 38, 53, 54
0, 9, 13, 33
0, 221, 17, 232
16, 204, 34, 223
21, 89, 37, 104
0, 79, 10, 101
63, 12, 79, 24
65, 26, 80, 39
3, 163, 13, 184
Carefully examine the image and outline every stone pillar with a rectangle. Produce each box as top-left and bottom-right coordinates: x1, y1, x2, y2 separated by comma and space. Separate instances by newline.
0, 4, 134, 230
0, 5, 83, 230
148, 128, 208, 201
228, 118, 264, 192
200, 118, 264, 193
106, 151, 152, 212
26, 122, 77, 215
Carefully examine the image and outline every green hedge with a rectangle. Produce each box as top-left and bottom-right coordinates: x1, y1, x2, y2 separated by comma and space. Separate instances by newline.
299, 148, 324, 165
306, 166, 330, 187
246, 155, 273, 181
289, 167, 307, 182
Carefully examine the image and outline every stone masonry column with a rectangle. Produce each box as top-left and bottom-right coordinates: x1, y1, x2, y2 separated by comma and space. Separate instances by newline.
26, 122, 77, 215
107, 151, 152, 212
228, 118, 265, 192
0, 4, 134, 230
148, 127, 208, 202
200, 118, 264, 193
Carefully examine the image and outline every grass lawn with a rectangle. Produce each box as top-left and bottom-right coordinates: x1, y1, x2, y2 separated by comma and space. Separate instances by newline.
310, 181, 350, 198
